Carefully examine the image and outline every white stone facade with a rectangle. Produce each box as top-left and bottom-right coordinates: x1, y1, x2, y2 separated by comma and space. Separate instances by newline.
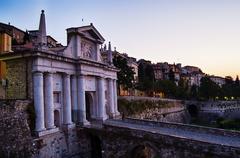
31, 11, 119, 135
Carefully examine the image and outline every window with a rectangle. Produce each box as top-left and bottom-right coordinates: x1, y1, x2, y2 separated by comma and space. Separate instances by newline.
53, 92, 61, 103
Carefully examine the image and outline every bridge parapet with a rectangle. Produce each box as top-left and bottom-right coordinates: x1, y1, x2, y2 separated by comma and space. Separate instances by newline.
185, 100, 240, 110
101, 118, 240, 157
120, 118, 240, 138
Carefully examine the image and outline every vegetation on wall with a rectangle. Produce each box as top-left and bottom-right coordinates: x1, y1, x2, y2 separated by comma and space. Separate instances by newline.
118, 98, 176, 116
216, 118, 240, 131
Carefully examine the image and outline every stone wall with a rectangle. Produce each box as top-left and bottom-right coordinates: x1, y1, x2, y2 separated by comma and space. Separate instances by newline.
101, 120, 240, 158
0, 100, 92, 158
185, 100, 240, 123
0, 100, 34, 157
119, 96, 190, 123
33, 128, 91, 158
131, 106, 189, 123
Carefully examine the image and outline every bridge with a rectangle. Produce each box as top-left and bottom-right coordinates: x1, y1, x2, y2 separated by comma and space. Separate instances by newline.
84, 118, 240, 158
185, 100, 240, 119
2, 100, 240, 158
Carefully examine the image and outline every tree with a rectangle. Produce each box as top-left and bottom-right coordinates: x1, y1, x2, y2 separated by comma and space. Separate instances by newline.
155, 80, 177, 98
222, 76, 234, 99
235, 76, 239, 86
176, 78, 189, 99
113, 55, 135, 94
190, 85, 198, 99
137, 60, 155, 96
168, 68, 175, 82
199, 76, 221, 100
233, 76, 240, 99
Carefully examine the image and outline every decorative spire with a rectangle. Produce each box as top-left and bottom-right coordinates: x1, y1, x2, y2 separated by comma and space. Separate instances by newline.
108, 41, 112, 51
107, 41, 113, 65
38, 10, 47, 49
104, 44, 107, 51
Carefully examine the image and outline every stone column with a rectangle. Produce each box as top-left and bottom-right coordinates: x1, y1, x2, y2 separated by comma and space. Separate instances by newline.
108, 78, 115, 117
44, 72, 55, 129
33, 72, 45, 132
63, 73, 72, 125
113, 79, 120, 116
77, 75, 89, 125
71, 75, 78, 122
98, 77, 107, 120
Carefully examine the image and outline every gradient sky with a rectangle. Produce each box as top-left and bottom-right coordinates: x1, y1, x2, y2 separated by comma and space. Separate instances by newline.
1, 0, 240, 78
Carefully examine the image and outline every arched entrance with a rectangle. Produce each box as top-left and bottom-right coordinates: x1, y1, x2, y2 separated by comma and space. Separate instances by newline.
85, 92, 93, 121
130, 144, 157, 158
54, 110, 60, 127
187, 104, 198, 118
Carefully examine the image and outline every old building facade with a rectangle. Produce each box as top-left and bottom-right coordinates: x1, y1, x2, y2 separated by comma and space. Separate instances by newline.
0, 10, 120, 136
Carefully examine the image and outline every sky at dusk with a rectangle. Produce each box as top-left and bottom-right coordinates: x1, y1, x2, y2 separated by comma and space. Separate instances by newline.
1, 0, 240, 78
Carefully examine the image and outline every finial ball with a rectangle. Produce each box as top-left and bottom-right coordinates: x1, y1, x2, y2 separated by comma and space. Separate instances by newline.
41, 10, 44, 13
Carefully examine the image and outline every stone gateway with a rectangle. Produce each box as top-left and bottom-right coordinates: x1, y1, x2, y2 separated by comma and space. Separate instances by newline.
0, 10, 120, 136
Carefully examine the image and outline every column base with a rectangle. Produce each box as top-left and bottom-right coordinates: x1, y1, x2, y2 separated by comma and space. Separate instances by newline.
115, 111, 121, 116
96, 116, 108, 122
46, 125, 56, 130
35, 127, 59, 137
35, 127, 46, 133
78, 120, 90, 126
63, 123, 75, 129
108, 113, 116, 119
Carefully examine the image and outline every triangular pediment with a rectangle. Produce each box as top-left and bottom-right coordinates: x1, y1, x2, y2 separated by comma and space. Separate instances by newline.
77, 25, 105, 43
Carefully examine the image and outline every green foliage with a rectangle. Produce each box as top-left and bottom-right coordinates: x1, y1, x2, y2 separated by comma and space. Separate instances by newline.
199, 76, 221, 100
189, 85, 198, 99
118, 98, 173, 116
137, 61, 155, 95
168, 68, 175, 82
113, 55, 135, 91
155, 80, 177, 98
216, 118, 240, 131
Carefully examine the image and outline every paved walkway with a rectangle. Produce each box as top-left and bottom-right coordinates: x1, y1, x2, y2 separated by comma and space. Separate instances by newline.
104, 119, 240, 148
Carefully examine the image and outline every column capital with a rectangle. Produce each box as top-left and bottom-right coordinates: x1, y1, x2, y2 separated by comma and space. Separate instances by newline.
106, 77, 112, 81
63, 73, 71, 78
77, 74, 84, 78
44, 72, 53, 76
44, 71, 55, 74
70, 74, 77, 77
97, 76, 106, 80
33, 71, 44, 75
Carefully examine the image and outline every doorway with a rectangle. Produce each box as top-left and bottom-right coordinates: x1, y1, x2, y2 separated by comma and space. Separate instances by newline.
85, 92, 93, 121
54, 110, 60, 127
